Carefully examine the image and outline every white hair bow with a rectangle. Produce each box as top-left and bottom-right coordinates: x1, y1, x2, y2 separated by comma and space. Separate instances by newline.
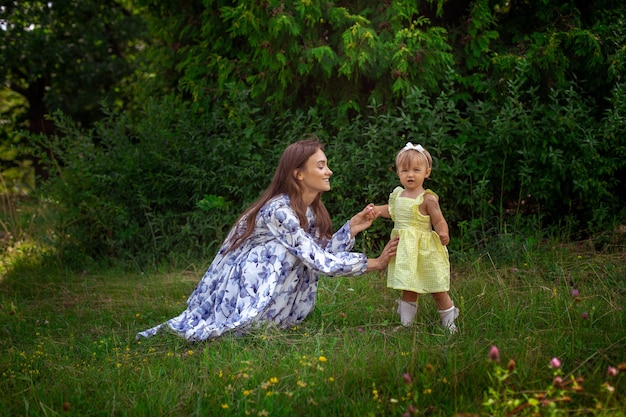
402, 142, 425, 153
399, 142, 430, 168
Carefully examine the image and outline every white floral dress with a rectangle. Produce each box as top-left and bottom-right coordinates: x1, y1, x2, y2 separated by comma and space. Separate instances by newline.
136, 194, 368, 342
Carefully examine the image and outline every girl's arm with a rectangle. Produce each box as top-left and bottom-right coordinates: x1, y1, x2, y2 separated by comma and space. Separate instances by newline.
423, 194, 449, 246
373, 204, 391, 219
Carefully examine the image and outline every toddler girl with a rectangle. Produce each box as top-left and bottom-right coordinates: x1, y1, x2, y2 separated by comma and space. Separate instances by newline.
374, 142, 459, 332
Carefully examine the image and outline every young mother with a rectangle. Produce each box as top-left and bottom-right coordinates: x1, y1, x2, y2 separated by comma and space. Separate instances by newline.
136, 136, 399, 342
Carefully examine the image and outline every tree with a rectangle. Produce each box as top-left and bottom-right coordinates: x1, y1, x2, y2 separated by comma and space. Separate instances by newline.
135, 0, 626, 117
0, 0, 147, 181
135, 0, 456, 118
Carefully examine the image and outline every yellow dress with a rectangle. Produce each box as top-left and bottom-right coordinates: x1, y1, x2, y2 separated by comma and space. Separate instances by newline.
387, 187, 450, 294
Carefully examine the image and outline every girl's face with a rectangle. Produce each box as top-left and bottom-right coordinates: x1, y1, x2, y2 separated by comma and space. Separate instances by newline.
397, 153, 430, 192
296, 148, 333, 196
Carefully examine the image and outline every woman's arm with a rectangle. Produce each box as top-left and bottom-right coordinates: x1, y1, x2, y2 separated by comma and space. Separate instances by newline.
365, 237, 399, 271
263, 199, 399, 276
263, 200, 368, 276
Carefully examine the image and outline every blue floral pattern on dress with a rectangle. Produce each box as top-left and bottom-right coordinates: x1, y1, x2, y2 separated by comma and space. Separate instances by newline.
136, 194, 368, 342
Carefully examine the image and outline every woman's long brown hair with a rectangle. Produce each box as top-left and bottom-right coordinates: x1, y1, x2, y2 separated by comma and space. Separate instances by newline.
226, 136, 333, 252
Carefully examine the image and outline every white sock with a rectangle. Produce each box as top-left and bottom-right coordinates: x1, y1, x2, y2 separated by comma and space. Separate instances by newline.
396, 299, 417, 326
438, 305, 459, 333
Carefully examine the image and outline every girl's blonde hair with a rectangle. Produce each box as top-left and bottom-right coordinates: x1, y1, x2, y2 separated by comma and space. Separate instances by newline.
395, 144, 432, 171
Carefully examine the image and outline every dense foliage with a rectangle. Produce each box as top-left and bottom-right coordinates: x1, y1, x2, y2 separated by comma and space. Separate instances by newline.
37, 76, 626, 267
133, 0, 625, 119
134, 0, 454, 117
0, 0, 147, 181
2, 0, 626, 267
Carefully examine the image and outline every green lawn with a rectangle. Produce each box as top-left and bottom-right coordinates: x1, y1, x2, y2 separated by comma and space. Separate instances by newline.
1, 243, 625, 416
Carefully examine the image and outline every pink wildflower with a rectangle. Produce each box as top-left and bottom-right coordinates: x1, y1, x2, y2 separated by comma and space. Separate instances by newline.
607, 366, 618, 377
488, 345, 500, 362
550, 357, 562, 369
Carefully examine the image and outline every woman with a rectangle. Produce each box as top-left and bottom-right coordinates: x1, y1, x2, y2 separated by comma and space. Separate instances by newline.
136, 136, 399, 342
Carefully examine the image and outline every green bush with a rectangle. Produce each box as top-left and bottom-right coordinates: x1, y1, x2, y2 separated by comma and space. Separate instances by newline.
33, 76, 626, 269
34, 95, 322, 268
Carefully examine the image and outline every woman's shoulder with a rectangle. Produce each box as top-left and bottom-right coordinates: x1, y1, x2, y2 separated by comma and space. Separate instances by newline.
268, 194, 290, 206
260, 194, 295, 218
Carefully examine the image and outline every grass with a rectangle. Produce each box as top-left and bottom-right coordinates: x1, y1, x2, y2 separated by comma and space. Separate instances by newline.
1, 237, 625, 417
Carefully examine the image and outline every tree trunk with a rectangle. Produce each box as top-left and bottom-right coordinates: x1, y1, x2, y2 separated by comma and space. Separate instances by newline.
25, 77, 55, 181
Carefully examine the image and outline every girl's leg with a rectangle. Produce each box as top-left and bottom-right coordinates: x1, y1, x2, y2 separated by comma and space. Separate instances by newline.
432, 292, 459, 333
397, 290, 418, 326
431, 292, 452, 310
402, 291, 419, 303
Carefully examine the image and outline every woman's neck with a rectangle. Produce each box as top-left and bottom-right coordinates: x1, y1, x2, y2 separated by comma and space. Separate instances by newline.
301, 191, 319, 207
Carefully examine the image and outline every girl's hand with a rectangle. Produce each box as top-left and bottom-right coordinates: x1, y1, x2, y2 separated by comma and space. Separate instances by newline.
373, 204, 390, 219
433, 219, 449, 246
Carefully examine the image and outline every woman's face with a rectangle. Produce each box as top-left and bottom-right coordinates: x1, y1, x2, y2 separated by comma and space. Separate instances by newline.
296, 148, 333, 196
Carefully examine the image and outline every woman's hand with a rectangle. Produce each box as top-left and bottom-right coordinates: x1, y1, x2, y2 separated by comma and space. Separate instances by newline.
366, 237, 399, 271
349, 204, 378, 237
